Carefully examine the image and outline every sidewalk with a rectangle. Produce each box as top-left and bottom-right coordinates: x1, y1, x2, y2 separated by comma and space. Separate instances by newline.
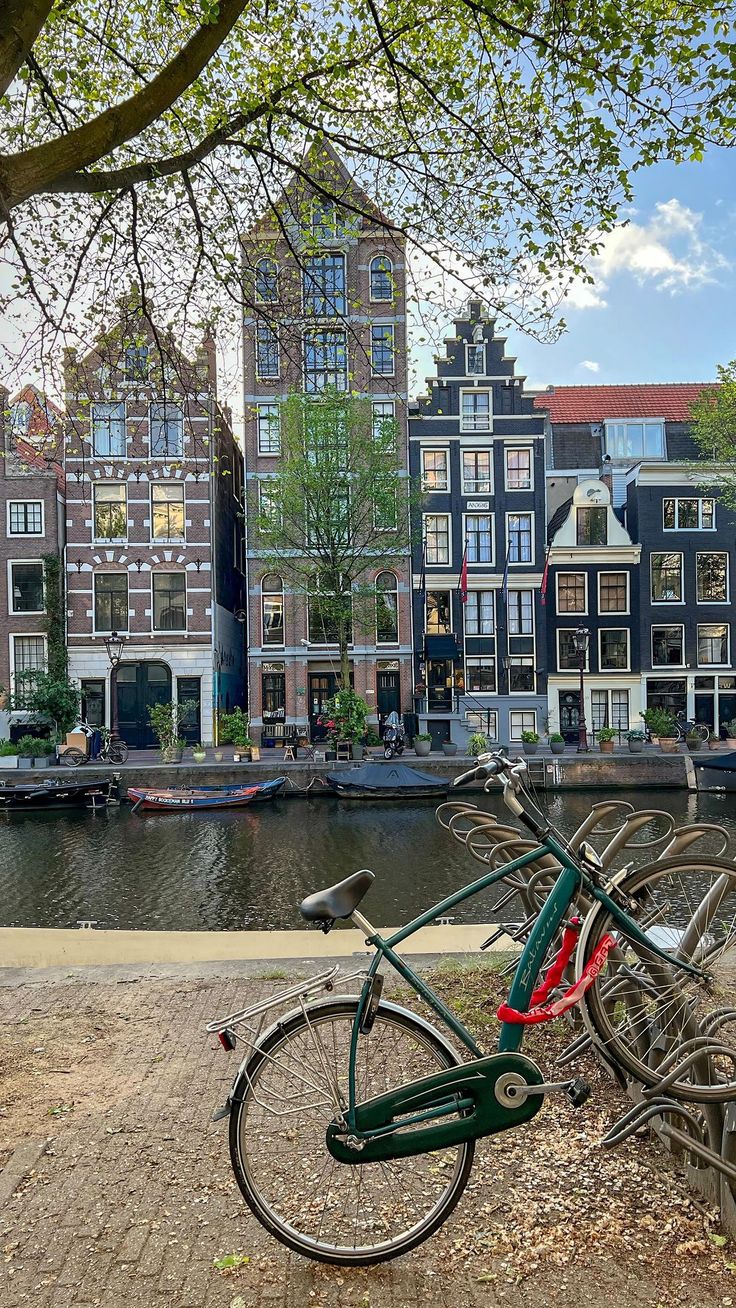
1, 963, 732, 1308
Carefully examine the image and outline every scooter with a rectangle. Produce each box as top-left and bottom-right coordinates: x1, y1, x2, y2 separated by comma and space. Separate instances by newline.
382, 711, 405, 760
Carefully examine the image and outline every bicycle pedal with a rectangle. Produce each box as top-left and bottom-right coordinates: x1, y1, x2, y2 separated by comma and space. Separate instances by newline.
566, 1077, 592, 1108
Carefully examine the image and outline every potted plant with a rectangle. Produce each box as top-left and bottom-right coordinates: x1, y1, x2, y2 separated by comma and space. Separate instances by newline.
414, 732, 432, 757
642, 707, 676, 748
441, 739, 458, 756
213, 749, 224, 763
596, 726, 616, 754
520, 730, 539, 756
191, 744, 207, 764
148, 700, 194, 764
0, 739, 19, 770
319, 689, 370, 759
626, 730, 645, 754
219, 708, 253, 753
548, 732, 565, 755
16, 735, 48, 769
685, 730, 703, 752
708, 732, 723, 751
467, 732, 489, 758
723, 719, 736, 749
32, 739, 55, 769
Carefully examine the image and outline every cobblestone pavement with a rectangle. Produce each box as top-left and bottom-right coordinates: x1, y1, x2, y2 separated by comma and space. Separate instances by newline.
1, 967, 734, 1308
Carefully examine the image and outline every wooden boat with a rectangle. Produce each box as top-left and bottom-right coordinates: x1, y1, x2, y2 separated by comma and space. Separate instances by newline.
695, 751, 736, 793
0, 776, 115, 810
128, 776, 286, 812
325, 761, 449, 800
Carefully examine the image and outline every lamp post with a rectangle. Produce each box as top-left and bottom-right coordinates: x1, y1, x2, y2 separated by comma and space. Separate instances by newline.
573, 625, 590, 753
104, 631, 127, 740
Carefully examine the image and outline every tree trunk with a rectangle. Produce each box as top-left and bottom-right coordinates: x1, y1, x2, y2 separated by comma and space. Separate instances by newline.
339, 640, 351, 689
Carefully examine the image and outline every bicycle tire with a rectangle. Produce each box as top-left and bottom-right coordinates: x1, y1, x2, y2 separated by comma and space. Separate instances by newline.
228, 997, 475, 1266
580, 855, 736, 1102
59, 747, 86, 767
107, 741, 128, 764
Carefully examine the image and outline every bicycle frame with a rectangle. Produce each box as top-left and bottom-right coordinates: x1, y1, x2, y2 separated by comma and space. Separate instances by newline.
343, 828, 701, 1131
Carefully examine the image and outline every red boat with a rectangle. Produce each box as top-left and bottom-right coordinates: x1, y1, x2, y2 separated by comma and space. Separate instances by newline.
128, 777, 286, 812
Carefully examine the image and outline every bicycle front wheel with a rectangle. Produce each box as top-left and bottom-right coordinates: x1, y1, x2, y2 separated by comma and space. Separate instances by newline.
107, 741, 128, 763
581, 855, 736, 1101
228, 998, 475, 1265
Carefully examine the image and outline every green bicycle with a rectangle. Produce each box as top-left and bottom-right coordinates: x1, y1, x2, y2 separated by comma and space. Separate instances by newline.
208, 751, 736, 1265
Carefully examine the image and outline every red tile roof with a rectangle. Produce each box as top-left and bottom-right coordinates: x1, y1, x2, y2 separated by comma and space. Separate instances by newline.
533, 383, 718, 424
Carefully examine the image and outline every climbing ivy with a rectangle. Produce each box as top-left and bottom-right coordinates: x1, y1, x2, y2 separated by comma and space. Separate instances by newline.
41, 552, 67, 680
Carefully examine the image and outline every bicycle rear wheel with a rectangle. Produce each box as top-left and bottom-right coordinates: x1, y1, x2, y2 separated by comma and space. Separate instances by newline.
107, 741, 128, 763
228, 998, 475, 1265
580, 855, 736, 1101
59, 747, 86, 767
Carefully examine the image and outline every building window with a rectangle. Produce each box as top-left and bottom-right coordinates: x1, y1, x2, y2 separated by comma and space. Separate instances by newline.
92, 402, 126, 457
373, 476, 398, 531
510, 709, 537, 740
508, 657, 534, 692
508, 590, 533, 635
123, 344, 149, 382
465, 590, 494, 636
94, 573, 128, 632
7, 501, 43, 535
257, 403, 281, 455
652, 625, 684, 667
663, 497, 715, 530
605, 420, 665, 460
558, 629, 584, 671
507, 513, 532, 563
262, 663, 286, 721
698, 623, 729, 666
426, 591, 451, 634
262, 574, 284, 646
255, 258, 279, 303
258, 481, 282, 527
651, 552, 683, 603
376, 572, 399, 643
462, 450, 492, 494
460, 390, 491, 432
304, 329, 347, 391
600, 629, 629, 670
505, 448, 532, 491
372, 400, 394, 439
466, 343, 485, 375
153, 572, 186, 631
421, 449, 448, 492
466, 514, 493, 564
370, 256, 394, 302
465, 709, 498, 738
94, 483, 127, 541
9, 562, 44, 613
151, 482, 185, 541
599, 572, 628, 614
81, 679, 105, 727
594, 690, 630, 733
576, 507, 607, 546
12, 635, 45, 677
370, 324, 395, 376
466, 657, 496, 693
697, 552, 728, 603
424, 514, 450, 565
557, 573, 586, 614
150, 402, 184, 458
256, 324, 280, 379
303, 253, 346, 316
310, 198, 338, 238
611, 690, 630, 733
308, 585, 350, 644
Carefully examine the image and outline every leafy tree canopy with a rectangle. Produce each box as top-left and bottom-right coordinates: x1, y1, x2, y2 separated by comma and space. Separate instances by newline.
690, 364, 736, 513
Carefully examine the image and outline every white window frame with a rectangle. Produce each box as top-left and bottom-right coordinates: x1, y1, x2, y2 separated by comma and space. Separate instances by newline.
465, 343, 485, 376
510, 709, 537, 741
461, 448, 493, 495
423, 513, 451, 566
256, 323, 280, 381
369, 255, 394, 303
604, 419, 665, 461
504, 446, 533, 492
463, 512, 494, 566
91, 401, 127, 458
149, 402, 184, 459
507, 589, 534, 636
93, 482, 128, 544
254, 257, 279, 305
651, 551, 684, 605
370, 323, 395, 377
696, 551, 730, 605
10, 633, 47, 690
465, 709, 498, 739
557, 628, 587, 671
651, 623, 686, 669
697, 623, 730, 668
506, 511, 534, 566
261, 575, 285, 648
598, 628, 630, 672
464, 589, 495, 637
421, 447, 450, 493
464, 656, 497, 695
459, 388, 492, 433
150, 481, 186, 544
372, 400, 395, 439
7, 559, 45, 616
152, 571, 187, 634
7, 499, 45, 538
375, 571, 400, 646
556, 572, 588, 616
258, 479, 282, 527
663, 497, 716, 531
598, 571, 630, 615
507, 656, 536, 695
93, 572, 130, 636
257, 403, 281, 456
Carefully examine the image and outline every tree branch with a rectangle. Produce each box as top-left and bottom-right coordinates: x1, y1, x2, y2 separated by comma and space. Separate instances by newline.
0, 0, 54, 98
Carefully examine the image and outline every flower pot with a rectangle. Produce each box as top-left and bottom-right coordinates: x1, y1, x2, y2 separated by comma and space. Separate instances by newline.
192, 751, 207, 764
659, 739, 679, 753
726, 738, 736, 750
34, 756, 50, 769
550, 741, 565, 755
709, 739, 723, 751
686, 738, 702, 753
414, 740, 431, 757
628, 739, 644, 753
598, 740, 614, 754
351, 743, 363, 761
522, 742, 538, 756
162, 746, 183, 764
233, 752, 242, 763
441, 741, 458, 756
214, 751, 224, 763
18, 758, 34, 770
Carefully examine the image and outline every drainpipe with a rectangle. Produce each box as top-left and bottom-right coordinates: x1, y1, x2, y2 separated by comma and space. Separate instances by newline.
209, 393, 218, 746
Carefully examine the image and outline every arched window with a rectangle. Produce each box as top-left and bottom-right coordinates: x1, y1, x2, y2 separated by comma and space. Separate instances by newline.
262, 574, 284, 646
255, 258, 279, 304
370, 256, 394, 302
376, 572, 399, 644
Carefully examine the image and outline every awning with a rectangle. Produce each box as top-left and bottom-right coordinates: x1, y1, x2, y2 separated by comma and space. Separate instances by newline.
425, 634, 460, 660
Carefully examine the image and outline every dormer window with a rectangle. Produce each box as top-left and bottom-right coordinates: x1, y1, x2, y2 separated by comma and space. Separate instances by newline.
124, 345, 149, 382
466, 344, 485, 375
605, 420, 665, 460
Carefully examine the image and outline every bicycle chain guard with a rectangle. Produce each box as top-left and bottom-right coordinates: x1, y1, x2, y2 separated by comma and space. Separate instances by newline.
326, 1052, 544, 1164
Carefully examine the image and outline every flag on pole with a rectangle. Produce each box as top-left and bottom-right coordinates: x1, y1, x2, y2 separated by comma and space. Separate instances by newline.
540, 548, 550, 606
458, 541, 468, 603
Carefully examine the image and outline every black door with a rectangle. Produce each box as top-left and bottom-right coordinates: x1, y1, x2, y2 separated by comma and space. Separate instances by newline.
559, 690, 580, 745
177, 677, 202, 745
117, 662, 172, 748
427, 660, 452, 712
376, 671, 400, 736
309, 672, 339, 740
718, 692, 736, 734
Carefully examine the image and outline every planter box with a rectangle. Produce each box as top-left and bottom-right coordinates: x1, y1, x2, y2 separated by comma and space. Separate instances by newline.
550, 741, 565, 755
522, 743, 538, 756
0, 756, 18, 769
598, 740, 615, 754
33, 756, 51, 769
414, 740, 432, 757
660, 739, 679, 753
628, 740, 644, 753
18, 758, 35, 770
441, 742, 458, 756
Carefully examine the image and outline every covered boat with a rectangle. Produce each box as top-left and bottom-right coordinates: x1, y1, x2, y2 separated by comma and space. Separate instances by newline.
0, 776, 116, 810
695, 751, 736, 792
325, 761, 449, 800
128, 776, 286, 812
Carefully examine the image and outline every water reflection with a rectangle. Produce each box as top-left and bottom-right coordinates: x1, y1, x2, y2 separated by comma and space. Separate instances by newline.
0, 789, 734, 932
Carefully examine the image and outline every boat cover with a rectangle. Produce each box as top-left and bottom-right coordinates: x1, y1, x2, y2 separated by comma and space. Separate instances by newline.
696, 751, 736, 772
326, 762, 448, 792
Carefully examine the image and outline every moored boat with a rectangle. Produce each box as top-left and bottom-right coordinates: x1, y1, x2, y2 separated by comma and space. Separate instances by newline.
128, 776, 286, 812
695, 751, 736, 792
325, 761, 449, 800
0, 777, 116, 810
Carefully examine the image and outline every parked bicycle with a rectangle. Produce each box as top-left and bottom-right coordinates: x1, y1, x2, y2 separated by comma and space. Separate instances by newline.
59, 723, 128, 766
643, 712, 710, 745
208, 751, 736, 1265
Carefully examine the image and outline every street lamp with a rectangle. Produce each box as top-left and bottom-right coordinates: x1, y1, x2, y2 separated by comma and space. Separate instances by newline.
104, 631, 127, 739
573, 625, 590, 753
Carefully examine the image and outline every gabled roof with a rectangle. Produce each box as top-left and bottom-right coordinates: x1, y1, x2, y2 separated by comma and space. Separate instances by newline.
9, 385, 65, 490
242, 138, 397, 239
534, 383, 718, 423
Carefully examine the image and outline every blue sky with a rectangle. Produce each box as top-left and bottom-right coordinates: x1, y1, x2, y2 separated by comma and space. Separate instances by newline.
496, 148, 736, 391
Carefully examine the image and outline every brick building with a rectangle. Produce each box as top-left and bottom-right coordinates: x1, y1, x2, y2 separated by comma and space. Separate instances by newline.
63, 321, 245, 747
0, 385, 65, 734
241, 145, 413, 741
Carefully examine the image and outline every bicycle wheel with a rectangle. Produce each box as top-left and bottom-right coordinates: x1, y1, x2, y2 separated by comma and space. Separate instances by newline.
228, 997, 475, 1265
108, 741, 128, 763
59, 747, 86, 767
580, 855, 736, 1101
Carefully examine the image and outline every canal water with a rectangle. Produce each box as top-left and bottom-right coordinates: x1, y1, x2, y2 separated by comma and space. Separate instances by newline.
0, 789, 734, 932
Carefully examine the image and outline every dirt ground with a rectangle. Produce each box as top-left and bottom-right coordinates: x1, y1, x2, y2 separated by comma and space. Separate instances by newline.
0, 961, 735, 1308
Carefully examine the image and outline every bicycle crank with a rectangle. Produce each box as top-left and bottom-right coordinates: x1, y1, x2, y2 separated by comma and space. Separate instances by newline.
326, 1052, 545, 1164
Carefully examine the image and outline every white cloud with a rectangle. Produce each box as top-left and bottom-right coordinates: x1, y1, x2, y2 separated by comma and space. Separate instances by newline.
580, 359, 600, 373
